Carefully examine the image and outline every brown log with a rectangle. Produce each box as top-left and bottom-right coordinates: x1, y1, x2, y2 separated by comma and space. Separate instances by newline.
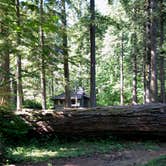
18, 103, 166, 137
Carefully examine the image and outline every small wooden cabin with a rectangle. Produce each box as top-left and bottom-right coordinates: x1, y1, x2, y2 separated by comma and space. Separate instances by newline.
52, 87, 90, 108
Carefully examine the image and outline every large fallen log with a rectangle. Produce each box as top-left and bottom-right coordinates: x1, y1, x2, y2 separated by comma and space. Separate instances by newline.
18, 103, 166, 137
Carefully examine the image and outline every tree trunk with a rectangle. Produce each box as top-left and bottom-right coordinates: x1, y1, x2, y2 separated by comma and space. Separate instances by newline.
39, 0, 46, 110
0, 46, 10, 106
159, 0, 165, 103
10, 78, 17, 105
132, 6, 138, 105
132, 32, 138, 105
90, 0, 96, 107
20, 104, 166, 137
143, 23, 147, 104
61, 0, 71, 108
145, 0, 152, 103
120, 33, 124, 105
16, 0, 23, 110
150, 0, 158, 102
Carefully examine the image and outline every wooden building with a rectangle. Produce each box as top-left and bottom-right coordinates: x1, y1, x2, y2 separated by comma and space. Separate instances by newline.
52, 87, 90, 108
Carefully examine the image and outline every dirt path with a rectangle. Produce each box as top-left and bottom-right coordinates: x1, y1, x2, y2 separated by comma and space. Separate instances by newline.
14, 146, 166, 166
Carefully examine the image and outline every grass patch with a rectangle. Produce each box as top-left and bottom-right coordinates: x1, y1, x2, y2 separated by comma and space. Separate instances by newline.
5, 137, 127, 164
142, 155, 166, 166
4, 137, 162, 165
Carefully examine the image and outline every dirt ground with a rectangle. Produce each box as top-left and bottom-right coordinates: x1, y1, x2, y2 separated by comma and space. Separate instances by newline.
13, 144, 166, 166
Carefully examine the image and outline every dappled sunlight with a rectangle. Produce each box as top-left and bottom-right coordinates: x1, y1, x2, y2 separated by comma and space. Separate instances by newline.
8, 145, 80, 163
9, 147, 60, 162
25, 150, 58, 158
12, 148, 58, 158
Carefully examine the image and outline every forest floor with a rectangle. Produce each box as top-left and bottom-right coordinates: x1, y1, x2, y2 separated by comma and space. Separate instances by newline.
12, 143, 166, 166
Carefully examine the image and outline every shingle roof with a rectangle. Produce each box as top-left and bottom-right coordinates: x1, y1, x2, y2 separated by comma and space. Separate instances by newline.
52, 88, 89, 100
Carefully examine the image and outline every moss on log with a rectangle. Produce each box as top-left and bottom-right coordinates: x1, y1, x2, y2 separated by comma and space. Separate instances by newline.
18, 103, 166, 137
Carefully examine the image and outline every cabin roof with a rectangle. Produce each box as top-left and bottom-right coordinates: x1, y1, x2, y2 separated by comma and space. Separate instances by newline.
52, 88, 89, 100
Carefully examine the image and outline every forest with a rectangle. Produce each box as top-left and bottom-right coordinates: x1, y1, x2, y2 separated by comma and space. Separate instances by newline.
0, 0, 166, 165
0, 0, 165, 109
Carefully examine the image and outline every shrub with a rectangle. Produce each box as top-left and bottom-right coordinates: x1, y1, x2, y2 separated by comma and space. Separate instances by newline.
0, 133, 5, 164
143, 155, 166, 166
0, 106, 30, 142
23, 99, 42, 109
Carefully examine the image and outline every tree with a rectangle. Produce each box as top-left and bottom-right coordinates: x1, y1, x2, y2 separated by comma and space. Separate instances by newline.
0, 0, 11, 106
120, 33, 124, 105
15, 0, 23, 110
0, 48, 10, 106
61, 0, 71, 108
90, 0, 96, 107
150, 0, 158, 103
132, 7, 138, 105
159, 0, 165, 103
143, 0, 159, 103
39, 0, 46, 110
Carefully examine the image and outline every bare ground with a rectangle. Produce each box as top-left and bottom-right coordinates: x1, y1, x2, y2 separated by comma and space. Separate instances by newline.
13, 144, 166, 166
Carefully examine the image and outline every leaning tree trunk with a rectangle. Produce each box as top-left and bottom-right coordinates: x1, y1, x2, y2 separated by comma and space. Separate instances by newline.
19, 103, 166, 137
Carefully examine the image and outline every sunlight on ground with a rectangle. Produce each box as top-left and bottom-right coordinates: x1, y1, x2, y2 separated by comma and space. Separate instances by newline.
9, 146, 80, 162
14, 149, 58, 158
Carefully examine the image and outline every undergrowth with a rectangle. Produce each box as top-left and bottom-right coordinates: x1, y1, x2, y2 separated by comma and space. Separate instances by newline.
4, 137, 161, 164
142, 155, 166, 166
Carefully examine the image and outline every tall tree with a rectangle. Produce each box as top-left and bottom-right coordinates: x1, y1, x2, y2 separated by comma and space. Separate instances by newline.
16, 0, 23, 110
132, 6, 138, 105
144, 0, 158, 103
61, 0, 71, 107
90, 0, 96, 107
0, 44, 10, 106
132, 32, 138, 105
0, 0, 15, 107
150, 0, 158, 102
159, 0, 165, 103
120, 33, 124, 105
39, 0, 46, 110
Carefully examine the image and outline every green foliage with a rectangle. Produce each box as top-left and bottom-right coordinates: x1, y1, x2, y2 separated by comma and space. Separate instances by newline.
0, 133, 5, 164
23, 99, 42, 109
142, 155, 166, 166
0, 106, 30, 142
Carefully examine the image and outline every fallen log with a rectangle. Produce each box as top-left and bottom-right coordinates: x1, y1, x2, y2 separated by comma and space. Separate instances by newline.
18, 103, 166, 137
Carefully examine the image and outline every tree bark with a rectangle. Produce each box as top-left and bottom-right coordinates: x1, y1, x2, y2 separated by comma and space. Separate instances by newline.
144, 0, 158, 103
120, 33, 124, 105
16, 0, 23, 110
159, 0, 165, 103
0, 4, 11, 107
143, 23, 147, 104
19, 104, 166, 137
145, 0, 152, 103
90, 0, 96, 107
132, 30, 138, 105
150, 0, 158, 102
0, 45, 10, 106
39, 0, 46, 110
61, 0, 71, 108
